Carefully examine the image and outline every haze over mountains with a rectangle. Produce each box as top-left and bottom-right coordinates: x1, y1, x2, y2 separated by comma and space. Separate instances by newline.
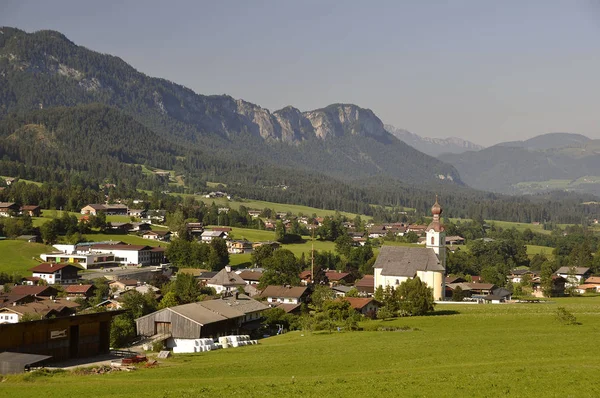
439, 133, 600, 195
384, 124, 484, 157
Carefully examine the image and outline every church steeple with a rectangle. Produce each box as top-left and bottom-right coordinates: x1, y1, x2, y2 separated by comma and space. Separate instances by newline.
426, 196, 446, 300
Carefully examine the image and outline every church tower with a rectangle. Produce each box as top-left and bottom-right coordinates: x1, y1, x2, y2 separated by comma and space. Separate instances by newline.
426, 196, 446, 300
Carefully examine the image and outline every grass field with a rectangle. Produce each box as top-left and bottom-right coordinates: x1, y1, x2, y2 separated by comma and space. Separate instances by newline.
0, 240, 51, 275
526, 244, 554, 258
2, 297, 599, 397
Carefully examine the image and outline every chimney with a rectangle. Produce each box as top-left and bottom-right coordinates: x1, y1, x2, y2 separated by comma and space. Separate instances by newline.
225, 266, 231, 273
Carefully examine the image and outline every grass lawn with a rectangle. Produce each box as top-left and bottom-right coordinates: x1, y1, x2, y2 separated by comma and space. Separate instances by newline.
526, 244, 554, 258
0, 240, 52, 275
2, 297, 600, 397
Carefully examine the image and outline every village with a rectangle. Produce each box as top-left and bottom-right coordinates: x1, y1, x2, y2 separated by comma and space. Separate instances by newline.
1, 197, 597, 375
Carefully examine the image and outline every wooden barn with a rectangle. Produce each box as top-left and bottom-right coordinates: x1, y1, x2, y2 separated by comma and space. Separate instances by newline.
0, 311, 123, 363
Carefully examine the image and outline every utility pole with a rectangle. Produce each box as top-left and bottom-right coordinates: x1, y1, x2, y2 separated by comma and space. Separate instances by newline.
311, 223, 315, 284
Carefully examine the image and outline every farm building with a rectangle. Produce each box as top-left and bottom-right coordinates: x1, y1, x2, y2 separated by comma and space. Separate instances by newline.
136, 294, 268, 341
0, 311, 124, 363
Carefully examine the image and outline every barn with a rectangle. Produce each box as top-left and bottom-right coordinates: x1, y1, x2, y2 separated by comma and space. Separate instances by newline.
0, 311, 123, 364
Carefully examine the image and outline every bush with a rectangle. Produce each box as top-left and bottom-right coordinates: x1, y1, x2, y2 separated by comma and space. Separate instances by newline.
555, 307, 579, 325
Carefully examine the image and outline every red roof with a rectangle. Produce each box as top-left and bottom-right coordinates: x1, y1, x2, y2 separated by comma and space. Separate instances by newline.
355, 275, 374, 287
10, 285, 56, 296
30, 263, 80, 273
325, 271, 350, 281
64, 284, 94, 294
343, 297, 378, 310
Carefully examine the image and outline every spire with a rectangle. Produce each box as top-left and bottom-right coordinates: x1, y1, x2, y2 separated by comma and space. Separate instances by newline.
427, 196, 444, 232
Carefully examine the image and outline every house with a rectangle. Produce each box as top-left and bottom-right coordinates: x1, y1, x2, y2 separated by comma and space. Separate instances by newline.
252, 241, 280, 250
128, 209, 147, 218
574, 284, 600, 294
445, 236, 465, 245
237, 270, 263, 285
248, 210, 261, 218
108, 279, 139, 293
260, 285, 309, 305
206, 267, 246, 294
135, 294, 267, 341
89, 243, 158, 265
0, 202, 20, 217
275, 303, 302, 315
352, 237, 367, 247
9, 285, 59, 298
332, 285, 353, 297
80, 203, 128, 216
141, 210, 167, 224
555, 267, 592, 287
212, 227, 232, 234
0, 293, 39, 307
16, 235, 41, 243
483, 287, 512, 303
227, 240, 253, 254
40, 251, 117, 270
142, 230, 171, 242
186, 222, 204, 237
63, 284, 96, 299
130, 222, 152, 232
0, 300, 77, 324
367, 226, 387, 239
325, 271, 356, 286
196, 271, 218, 286
20, 205, 41, 217
201, 230, 227, 242
30, 263, 81, 285
108, 222, 133, 233
467, 283, 497, 296
508, 269, 538, 284
407, 224, 428, 235
354, 275, 374, 296
342, 297, 380, 317
532, 275, 566, 297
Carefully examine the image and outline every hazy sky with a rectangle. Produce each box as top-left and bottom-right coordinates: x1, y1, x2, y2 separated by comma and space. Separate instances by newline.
1, 0, 600, 146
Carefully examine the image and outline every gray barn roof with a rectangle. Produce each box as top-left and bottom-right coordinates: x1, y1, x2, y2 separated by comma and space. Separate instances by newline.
0, 352, 52, 374
373, 246, 444, 277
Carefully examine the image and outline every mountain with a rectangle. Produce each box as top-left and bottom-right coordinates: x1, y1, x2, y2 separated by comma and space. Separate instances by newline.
384, 124, 484, 157
439, 133, 600, 195
0, 27, 462, 187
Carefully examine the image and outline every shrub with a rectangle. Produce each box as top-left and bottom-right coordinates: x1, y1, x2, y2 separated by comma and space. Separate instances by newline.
555, 306, 579, 325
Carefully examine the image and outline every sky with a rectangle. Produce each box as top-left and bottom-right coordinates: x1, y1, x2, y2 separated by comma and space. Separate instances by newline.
1, 0, 600, 146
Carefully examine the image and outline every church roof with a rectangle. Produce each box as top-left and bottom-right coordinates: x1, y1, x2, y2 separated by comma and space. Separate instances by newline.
374, 246, 444, 277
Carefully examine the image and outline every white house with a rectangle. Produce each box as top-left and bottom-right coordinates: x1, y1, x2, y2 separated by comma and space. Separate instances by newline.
373, 198, 446, 301
40, 252, 116, 270
555, 267, 592, 287
30, 263, 81, 285
89, 244, 153, 265
206, 267, 246, 294
259, 286, 308, 305
201, 230, 227, 242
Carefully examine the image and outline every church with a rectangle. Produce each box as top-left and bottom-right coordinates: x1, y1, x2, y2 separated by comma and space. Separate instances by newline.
373, 198, 446, 300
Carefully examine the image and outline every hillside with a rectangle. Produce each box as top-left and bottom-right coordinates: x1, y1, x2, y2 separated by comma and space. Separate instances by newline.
384, 124, 484, 157
0, 27, 461, 187
439, 133, 600, 195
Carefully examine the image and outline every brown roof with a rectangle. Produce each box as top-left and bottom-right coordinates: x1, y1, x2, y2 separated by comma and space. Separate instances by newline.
342, 297, 379, 310
10, 285, 56, 297
64, 284, 94, 294
211, 227, 232, 232
555, 267, 591, 275
20, 205, 40, 211
260, 285, 308, 299
30, 263, 81, 273
467, 283, 496, 290
585, 276, 600, 284
299, 270, 312, 279
238, 270, 263, 281
325, 271, 350, 281
275, 303, 302, 313
355, 275, 374, 287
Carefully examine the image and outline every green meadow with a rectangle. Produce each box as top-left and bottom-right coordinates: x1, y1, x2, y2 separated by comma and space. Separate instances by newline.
0, 240, 51, 275
2, 297, 599, 397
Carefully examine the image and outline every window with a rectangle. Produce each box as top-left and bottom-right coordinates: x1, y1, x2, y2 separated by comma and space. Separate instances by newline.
431, 236, 435, 245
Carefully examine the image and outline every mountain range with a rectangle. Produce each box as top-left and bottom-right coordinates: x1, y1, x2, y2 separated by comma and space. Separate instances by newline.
439, 133, 600, 195
0, 27, 461, 189
384, 124, 484, 157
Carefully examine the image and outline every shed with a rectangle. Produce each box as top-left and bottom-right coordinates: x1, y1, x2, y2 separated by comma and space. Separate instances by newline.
0, 352, 52, 374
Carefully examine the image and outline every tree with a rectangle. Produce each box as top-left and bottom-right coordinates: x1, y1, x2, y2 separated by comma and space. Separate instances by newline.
168, 272, 202, 304
208, 237, 229, 271
334, 234, 353, 258
158, 291, 179, 309
452, 286, 465, 302
251, 244, 275, 267
310, 285, 335, 311
110, 314, 136, 348
275, 220, 286, 242
397, 277, 434, 316
259, 249, 301, 288
540, 262, 554, 297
